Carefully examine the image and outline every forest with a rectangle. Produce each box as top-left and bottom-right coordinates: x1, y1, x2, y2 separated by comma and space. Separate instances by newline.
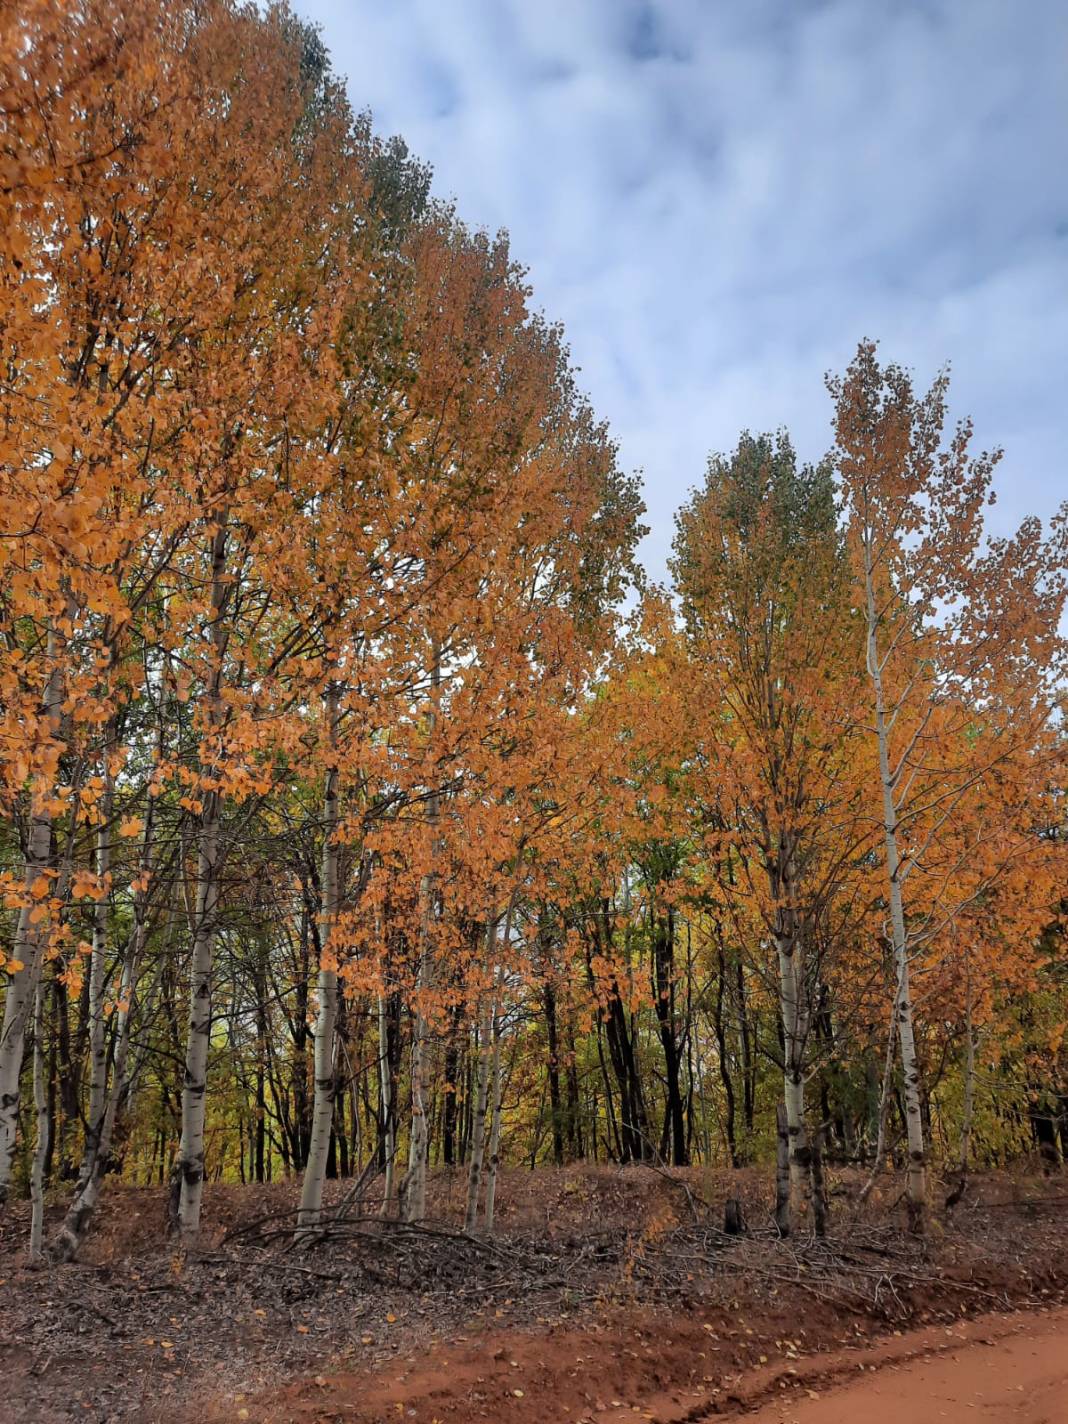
2, 0, 1067, 1367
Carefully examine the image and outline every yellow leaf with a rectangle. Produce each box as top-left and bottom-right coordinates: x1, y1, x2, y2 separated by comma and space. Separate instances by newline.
5, 958, 25, 974
119, 818, 145, 838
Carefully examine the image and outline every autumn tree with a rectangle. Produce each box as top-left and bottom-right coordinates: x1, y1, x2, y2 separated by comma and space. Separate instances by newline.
672, 433, 865, 1229
830, 340, 1067, 1231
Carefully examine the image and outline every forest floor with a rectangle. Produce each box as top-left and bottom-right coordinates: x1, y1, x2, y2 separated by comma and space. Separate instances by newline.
1, 1165, 1066, 1423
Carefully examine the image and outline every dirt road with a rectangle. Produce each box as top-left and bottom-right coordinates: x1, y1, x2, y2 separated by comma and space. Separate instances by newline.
738, 1308, 1068, 1424
240, 1306, 1068, 1424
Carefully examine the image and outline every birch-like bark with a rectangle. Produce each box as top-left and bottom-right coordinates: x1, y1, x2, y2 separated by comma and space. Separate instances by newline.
176, 521, 229, 1242
483, 898, 515, 1233
772, 840, 809, 1231
464, 913, 498, 1232
482, 986, 505, 1235
50, 944, 140, 1259
405, 644, 441, 1224
297, 688, 341, 1237
78, 749, 115, 1185
29, 982, 49, 1261
774, 1100, 791, 1236
404, 923, 432, 1222
0, 633, 62, 1204
49, 797, 156, 1261
857, 983, 900, 1203
862, 530, 928, 1233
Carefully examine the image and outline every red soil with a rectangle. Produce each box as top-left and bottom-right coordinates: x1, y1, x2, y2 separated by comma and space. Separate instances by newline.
229, 1306, 1068, 1424
4, 1169, 1066, 1422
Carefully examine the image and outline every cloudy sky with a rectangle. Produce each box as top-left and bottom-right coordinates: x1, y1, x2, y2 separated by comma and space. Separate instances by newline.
295, 0, 1067, 583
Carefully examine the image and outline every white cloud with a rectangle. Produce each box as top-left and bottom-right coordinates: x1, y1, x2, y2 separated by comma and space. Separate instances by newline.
297, 0, 1068, 580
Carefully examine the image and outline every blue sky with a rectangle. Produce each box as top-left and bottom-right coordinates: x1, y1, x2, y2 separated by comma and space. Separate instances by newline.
295, 0, 1068, 583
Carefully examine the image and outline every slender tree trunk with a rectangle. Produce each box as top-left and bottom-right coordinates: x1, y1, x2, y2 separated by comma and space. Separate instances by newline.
297, 687, 341, 1237
378, 991, 396, 1213
482, 899, 514, 1233
459, 1042, 474, 1165
483, 981, 505, 1234
858, 979, 901, 1201
50, 936, 140, 1259
956, 975, 977, 1186
0, 637, 62, 1204
862, 531, 927, 1233
175, 820, 219, 1240
290, 910, 312, 1170
810, 1123, 828, 1236
80, 715, 116, 1186
405, 925, 432, 1221
593, 1016, 622, 1162
774, 1100, 791, 1236
405, 644, 440, 1224
44, 993, 57, 1184
605, 990, 650, 1162
653, 907, 688, 1166
29, 982, 50, 1261
737, 959, 755, 1137
255, 986, 267, 1185
53, 747, 116, 1251
773, 846, 809, 1231
49, 802, 156, 1262
464, 914, 498, 1232
781, 1052, 807, 1227
543, 981, 565, 1167
176, 522, 229, 1242
565, 1016, 583, 1159
712, 945, 738, 1166
442, 1000, 461, 1168
698, 1020, 715, 1166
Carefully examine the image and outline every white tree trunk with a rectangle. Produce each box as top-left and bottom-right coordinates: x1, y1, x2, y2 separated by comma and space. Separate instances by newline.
50, 937, 142, 1260
0, 636, 62, 1205
79, 755, 115, 1189
28, 982, 49, 1261
464, 912, 498, 1232
772, 845, 808, 1232
482, 986, 505, 1235
404, 644, 441, 1224
297, 689, 341, 1238
863, 533, 928, 1233
482, 899, 514, 1234
464, 1014, 493, 1231
405, 916, 432, 1222
50, 798, 156, 1262
176, 523, 229, 1243
774, 1100, 791, 1236
176, 806, 220, 1240
858, 984, 900, 1203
